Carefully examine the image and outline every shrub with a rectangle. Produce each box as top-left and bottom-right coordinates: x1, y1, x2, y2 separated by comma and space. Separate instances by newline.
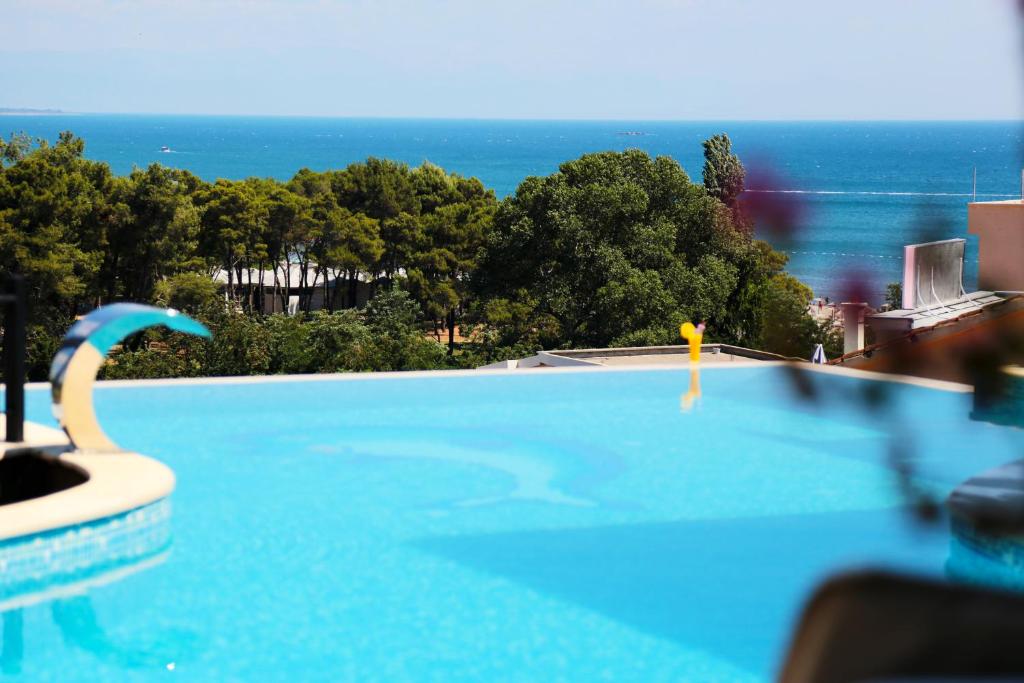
153, 273, 222, 314
263, 313, 314, 374
197, 305, 272, 376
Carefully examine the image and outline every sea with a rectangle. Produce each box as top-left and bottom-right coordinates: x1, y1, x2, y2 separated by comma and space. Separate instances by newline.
4, 115, 1023, 302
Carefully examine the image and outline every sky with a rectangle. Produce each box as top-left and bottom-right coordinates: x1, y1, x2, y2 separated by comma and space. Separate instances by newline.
3, 0, 1023, 120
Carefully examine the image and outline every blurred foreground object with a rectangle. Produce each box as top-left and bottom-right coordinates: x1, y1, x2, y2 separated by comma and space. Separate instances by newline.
0, 276, 25, 443
778, 571, 1024, 683
969, 200, 1024, 293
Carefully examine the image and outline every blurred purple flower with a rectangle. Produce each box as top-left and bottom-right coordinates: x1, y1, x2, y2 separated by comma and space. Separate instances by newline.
837, 268, 873, 305
738, 165, 805, 244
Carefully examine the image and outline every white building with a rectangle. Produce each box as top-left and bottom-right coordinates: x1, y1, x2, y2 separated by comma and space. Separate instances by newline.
213, 265, 372, 314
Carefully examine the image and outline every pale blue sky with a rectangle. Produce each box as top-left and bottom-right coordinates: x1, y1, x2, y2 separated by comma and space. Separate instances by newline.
4, 0, 1022, 119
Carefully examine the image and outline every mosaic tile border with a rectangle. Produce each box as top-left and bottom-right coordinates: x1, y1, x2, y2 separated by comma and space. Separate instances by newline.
0, 498, 171, 607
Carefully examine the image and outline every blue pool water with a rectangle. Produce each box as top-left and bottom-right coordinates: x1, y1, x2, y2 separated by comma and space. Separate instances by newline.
6, 366, 1024, 681
4, 116, 1024, 301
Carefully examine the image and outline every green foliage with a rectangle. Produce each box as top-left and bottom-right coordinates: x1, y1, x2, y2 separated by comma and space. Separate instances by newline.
702, 133, 745, 207
100, 335, 202, 380
885, 282, 903, 310
5, 133, 825, 379
470, 149, 812, 356
740, 272, 845, 359
364, 285, 420, 336
197, 305, 274, 376
0, 132, 32, 167
356, 286, 447, 370
0, 132, 109, 316
303, 310, 377, 372
25, 317, 75, 381
196, 178, 269, 303
263, 313, 315, 374
753, 274, 817, 358
103, 164, 206, 302
99, 296, 451, 378
817, 319, 845, 360
153, 273, 221, 314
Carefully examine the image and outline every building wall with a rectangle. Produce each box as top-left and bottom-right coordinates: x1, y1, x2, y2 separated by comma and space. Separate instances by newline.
968, 201, 1024, 292
227, 279, 373, 315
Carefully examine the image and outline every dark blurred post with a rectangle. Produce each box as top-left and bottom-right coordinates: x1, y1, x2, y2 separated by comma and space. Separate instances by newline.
448, 308, 456, 356
1, 275, 26, 443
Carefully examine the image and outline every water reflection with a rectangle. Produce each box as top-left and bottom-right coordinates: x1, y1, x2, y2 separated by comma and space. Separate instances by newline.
311, 429, 605, 508
0, 499, 172, 672
51, 593, 177, 669
680, 368, 701, 412
2, 610, 22, 675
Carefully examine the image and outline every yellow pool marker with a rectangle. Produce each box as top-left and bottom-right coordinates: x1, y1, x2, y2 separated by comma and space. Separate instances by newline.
679, 321, 706, 363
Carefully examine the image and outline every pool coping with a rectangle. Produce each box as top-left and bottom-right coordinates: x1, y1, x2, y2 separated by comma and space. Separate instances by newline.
0, 418, 175, 542
18, 360, 973, 393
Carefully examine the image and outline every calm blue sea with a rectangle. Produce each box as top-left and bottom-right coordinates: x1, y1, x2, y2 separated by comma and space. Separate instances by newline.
5, 115, 1023, 301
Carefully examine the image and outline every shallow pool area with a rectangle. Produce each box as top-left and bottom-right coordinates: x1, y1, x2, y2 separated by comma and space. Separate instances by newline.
6, 365, 1024, 681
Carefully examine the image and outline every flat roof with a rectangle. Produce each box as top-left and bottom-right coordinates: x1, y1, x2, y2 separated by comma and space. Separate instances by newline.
869, 291, 1005, 330
488, 343, 795, 369
549, 346, 779, 366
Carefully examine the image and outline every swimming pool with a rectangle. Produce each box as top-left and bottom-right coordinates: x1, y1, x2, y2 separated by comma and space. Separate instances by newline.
5, 365, 1023, 681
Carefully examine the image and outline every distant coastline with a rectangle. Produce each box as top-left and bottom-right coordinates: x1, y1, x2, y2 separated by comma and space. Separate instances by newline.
0, 107, 66, 116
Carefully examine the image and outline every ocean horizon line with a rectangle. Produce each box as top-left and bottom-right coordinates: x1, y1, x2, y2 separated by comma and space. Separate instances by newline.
3, 111, 1023, 125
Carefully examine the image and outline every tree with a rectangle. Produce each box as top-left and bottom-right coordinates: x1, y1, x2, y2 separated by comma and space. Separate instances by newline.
473, 150, 750, 349
195, 304, 272, 376
4, 131, 828, 379
406, 164, 495, 353
702, 133, 745, 207
0, 132, 32, 167
330, 158, 419, 224
255, 179, 315, 313
196, 179, 268, 310
103, 164, 206, 302
361, 285, 448, 370
0, 132, 108, 316
364, 284, 421, 337
153, 272, 221, 313
316, 209, 383, 310
328, 159, 419, 283
753, 273, 817, 358
471, 149, 819, 357
885, 282, 903, 310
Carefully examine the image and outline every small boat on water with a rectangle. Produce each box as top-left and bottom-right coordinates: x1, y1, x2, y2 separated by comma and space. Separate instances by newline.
160, 145, 171, 153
